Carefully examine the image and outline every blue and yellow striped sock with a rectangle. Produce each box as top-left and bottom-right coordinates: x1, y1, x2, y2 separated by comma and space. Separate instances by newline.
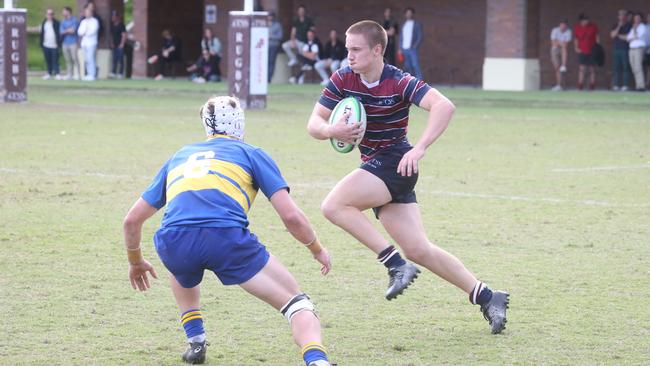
181, 309, 205, 343
302, 342, 329, 366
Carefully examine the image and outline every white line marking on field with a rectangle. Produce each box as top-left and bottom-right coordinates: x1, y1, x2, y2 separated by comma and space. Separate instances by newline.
420, 190, 650, 208
3, 168, 647, 208
0, 167, 149, 179
552, 163, 650, 172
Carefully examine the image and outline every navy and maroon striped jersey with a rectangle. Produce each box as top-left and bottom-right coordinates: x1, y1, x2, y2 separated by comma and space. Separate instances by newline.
318, 64, 432, 161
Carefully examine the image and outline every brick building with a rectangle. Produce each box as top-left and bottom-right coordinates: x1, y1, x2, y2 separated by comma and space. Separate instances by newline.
84, 0, 650, 89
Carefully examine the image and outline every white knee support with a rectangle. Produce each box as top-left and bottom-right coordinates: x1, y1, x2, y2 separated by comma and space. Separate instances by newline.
280, 293, 315, 322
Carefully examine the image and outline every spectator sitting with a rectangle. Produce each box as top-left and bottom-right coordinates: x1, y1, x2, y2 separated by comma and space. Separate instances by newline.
289, 29, 320, 84
148, 29, 181, 81
186, 49, 221, 83
282, 5, 315, 67
199, 27, 222, 81
314, 29, 346, 85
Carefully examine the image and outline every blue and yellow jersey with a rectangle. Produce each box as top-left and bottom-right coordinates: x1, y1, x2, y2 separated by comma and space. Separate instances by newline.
141, 135, 288, 228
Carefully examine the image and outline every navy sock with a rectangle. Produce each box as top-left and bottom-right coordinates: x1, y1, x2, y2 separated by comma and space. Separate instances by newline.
377, 245, 406, 269
469, 281, 493, 305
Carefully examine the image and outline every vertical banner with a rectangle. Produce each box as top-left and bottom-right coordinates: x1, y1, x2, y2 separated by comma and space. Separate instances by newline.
0, 8, 27, 103
227, 11, 267, 109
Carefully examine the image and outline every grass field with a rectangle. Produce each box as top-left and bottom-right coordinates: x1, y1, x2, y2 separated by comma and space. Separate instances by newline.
1, 78, 649, 365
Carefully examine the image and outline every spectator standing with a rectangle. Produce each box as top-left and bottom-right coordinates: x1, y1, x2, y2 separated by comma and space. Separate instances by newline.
645, 13, 650, 89
40, 8, 61, 80
610, 9, 632, 91
109, 12, 127, 79
289, 29, 320, 85
267, 11, 283, 82
147, 30, 181, 81
626, 13, 646, 91
77, 5, 99, 81
550, 20, 572, 91
282, 5, 315, 67
200, 28, 222, 81
314, 30, 346, 86
400, 7, 423, 79
573, 14, 600, 90
59, 6, 80, 80
382, 8, 399, 66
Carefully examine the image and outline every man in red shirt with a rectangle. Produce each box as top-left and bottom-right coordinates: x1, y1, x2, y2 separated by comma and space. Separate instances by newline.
573, 13, 600, 90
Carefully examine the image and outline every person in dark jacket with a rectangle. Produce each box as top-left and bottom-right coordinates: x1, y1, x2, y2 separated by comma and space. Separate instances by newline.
40, 8, 61, 79
148, 29, 181, 80
186, 49, 221, 83
314, 29, 347, 85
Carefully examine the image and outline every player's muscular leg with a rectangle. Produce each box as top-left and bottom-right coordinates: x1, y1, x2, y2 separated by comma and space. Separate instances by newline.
239, 255, 321, 347
379, 203, 477, 293
321, 169, 392, 254
169, 275, 201, 313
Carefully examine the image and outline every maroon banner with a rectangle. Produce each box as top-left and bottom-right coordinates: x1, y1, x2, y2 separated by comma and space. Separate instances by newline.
0, 9, 27, 103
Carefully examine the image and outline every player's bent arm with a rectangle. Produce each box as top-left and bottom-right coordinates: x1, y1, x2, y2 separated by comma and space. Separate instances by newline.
123, 198, 158, 261
270, 189, 331, 274
414, 88, 456, 151
269, 189, 316, 244
307, 103, 333, 140
123, 198, 159, 290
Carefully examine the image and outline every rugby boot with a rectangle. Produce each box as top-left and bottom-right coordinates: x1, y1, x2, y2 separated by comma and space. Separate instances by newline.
181, 340, 207, 364
480, 290, 509, 334
385, 262, 420, 300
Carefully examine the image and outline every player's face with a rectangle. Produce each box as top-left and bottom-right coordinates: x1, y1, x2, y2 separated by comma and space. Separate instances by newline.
346, 33, 381, 74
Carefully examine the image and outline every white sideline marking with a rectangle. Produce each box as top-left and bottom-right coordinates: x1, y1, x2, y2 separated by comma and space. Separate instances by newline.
3, 168, 647, 208
552, 163, 650, 172
421, 190, 650, 208
0, 167, 149, 179
292, 182, 650, 208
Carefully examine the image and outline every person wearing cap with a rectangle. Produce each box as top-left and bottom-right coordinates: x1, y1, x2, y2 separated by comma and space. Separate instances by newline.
122, 96, 333, 366
573, 13, 600, 90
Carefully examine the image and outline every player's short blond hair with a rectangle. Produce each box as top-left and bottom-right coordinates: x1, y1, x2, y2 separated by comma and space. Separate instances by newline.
346, 20, 387, 55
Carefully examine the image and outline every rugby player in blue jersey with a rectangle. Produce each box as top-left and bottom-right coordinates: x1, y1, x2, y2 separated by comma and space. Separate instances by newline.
307, 20, 509, 334
123, 96, 333, 365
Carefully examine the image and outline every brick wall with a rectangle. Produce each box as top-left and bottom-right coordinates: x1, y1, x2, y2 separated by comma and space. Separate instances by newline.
124, 0, 650, 86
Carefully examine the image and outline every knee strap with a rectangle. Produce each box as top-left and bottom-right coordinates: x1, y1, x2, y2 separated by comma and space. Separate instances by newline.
280, 293, 315, 322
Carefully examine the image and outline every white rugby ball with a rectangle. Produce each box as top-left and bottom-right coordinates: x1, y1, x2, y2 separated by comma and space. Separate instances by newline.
328, 97, 367, 153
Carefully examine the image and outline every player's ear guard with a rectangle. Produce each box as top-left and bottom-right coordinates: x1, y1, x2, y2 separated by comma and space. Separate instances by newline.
280, 293, 315, 322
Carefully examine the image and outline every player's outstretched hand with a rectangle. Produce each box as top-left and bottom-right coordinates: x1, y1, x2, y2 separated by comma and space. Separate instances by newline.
128, 260, 158, 291
397, 146, 425, 177
313, 247, 332, 275
329, 112, 363, 144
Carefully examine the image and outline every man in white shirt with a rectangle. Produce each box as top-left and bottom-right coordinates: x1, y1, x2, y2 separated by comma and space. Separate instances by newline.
78, 5, 100, 81
40, 9, 61, 80
399, 7, 423, 79
626, 12, 646, 91
550, 20, 572, 91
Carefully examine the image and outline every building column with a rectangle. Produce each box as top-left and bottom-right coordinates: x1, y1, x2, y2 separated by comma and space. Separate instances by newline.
483, 0, 540, 91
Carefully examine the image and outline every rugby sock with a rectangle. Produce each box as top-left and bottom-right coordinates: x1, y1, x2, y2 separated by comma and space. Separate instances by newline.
378, 245, 407, 269
469, 281, 493, 306
302, 342, 329, 366
181, 309, 206, 343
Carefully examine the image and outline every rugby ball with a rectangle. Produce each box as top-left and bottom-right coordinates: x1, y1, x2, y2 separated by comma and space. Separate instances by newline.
328, 97, 367, 153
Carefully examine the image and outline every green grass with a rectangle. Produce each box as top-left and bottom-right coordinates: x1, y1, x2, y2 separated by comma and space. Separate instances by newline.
1, 79, 649, 365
